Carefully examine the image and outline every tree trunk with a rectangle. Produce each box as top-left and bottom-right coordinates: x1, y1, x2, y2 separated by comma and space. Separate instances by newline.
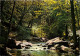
65, 25, 68, 39
75, 5, 79, 29
8, 1, 15, 38
18, 1, 26, 26
1, 1, 4, 14
70, 0, 77, 48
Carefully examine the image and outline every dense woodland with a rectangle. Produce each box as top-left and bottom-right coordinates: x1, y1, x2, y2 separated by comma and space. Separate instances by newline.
0, 0, 80, 56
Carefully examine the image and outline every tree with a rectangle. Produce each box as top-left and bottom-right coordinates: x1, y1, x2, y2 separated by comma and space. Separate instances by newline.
8, 1, 16, 38
70, 0, 77, 48
75, 1, 79, 29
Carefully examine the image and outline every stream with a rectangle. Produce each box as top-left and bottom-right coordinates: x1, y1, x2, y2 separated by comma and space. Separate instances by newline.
8, 42, 77, 56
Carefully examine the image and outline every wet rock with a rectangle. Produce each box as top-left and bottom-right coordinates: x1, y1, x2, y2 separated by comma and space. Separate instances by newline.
16, 43, 21, 49
16, 41, 22, 46
37, 45, 40, 46
56, 41, 69, 47
50, 47, 55, 50
41, 38, 47, 42
46, 37, 62, 45
43, 48, 46, 50
22, 40, 32, 46
6, 38, 16, 49
46, 37, 69, 49
60, 45, 73, 52
16, 40, 32, 49
26, 45, 32, 47
48, 45, 54, 49
42, 45, 47, 47
25, 46, 30, 49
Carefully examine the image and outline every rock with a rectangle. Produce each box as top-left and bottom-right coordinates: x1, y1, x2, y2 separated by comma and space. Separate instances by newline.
25, 46, 30, 49
61, 45, 73, 52
46, 37, 62, 45
46, 37, 69, 49
16, 40, 32, 49
56, 46, 68, 53
48, 45, 54, 49
42, 45, 47, 47
16, 41, 22, 46
41, 38, 47, 42
16, 43, 21, 49
69, 43, 74, 48
22, 40, 32, 46
43, 48, 46, 50
54, 44, 59, 49
37, 45, 40, 46
57, 41, 69, 47
16, 41, 22, 49
21, 43, 26, 47
6, 38, 16, 49
26, 45, 32, 47
50, 47, 55, 50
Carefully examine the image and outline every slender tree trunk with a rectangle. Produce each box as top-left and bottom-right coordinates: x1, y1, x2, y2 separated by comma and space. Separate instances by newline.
18, 1, 26, 26
8, 1, 15, 38
1, 1, 4, 14
1, 1, 4, 34
70, 0, 77, 48
75, 5, 79, 29
65, 25, 68, 39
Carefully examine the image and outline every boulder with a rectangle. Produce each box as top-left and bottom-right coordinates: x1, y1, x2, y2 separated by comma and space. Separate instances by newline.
16, 40, 32, 49
41, 38, 47, 42
46, 37, 62, 45
25, 46, 30, 49
16, 43, 21, 49
16, 41, 22, 46
22, 40, 32, 46
50, 47, 55, 50
16, 41, 22, 49
42, 45, 47, 47
56, 41, 69, 47
60, 45, 73, 52
46, 37, 69, 49
6, 38, 16, 49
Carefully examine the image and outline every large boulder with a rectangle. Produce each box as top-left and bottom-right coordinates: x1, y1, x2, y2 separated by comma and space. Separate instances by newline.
6, 38, 16, 49
46, 37, 62, 45
16, 41, 22, 46
16, 40, 32, 49
16, 43, 21, 49
16, 41, 22, 49
46, 37, 69, 49
22, 40, 32, 46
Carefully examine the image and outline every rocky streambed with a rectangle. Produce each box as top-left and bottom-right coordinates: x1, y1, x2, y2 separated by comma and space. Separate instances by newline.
7, 42, 77, 56
6, 37, 79, 56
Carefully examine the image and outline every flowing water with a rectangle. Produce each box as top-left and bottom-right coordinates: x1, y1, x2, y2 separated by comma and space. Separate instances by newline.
8, 43, 77, 56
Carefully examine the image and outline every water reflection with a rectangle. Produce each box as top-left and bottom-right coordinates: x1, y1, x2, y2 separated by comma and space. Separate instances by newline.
8, 50, 76, 56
